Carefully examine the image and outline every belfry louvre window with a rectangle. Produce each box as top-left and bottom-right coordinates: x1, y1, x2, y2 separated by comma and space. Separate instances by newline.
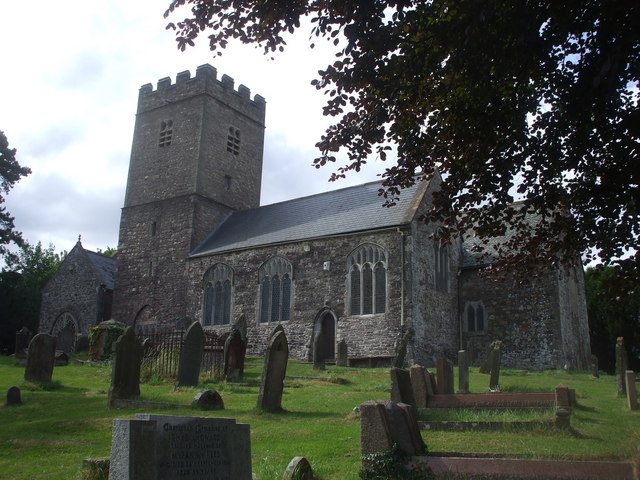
227, 127, 240, 155
202, 264, 233, 326
348, 244, 387, 315
258, 257, 292, 323
434, 243, 449, 292
159, 120, 173, 147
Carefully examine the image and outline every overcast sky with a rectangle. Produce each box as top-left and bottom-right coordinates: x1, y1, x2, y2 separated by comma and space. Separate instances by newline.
0, 0, 390, 255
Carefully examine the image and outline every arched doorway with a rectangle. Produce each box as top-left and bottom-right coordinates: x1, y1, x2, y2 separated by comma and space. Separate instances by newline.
50, 312, 77, 353
313, 309, 336, 363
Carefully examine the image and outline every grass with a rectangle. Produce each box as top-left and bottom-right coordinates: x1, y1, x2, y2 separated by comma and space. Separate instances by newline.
0, 355, 639, 479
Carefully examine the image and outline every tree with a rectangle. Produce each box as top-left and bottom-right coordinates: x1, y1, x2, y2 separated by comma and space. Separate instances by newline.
0, 130, 31, 255
96, 246, 117, 257
165, 0, 639, 284
0, 242, 65, 354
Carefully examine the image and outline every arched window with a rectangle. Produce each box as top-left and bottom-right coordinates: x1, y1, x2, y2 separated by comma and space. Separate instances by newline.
347, 244, 387, 315
258, 257, 293, 323
434, 243, 450, 292
202, 264, 233, 326
465, 301, 486, 333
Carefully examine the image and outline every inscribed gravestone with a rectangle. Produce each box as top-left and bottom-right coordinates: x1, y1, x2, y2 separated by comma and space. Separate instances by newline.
177, 322, 205, 387
6, 386, 21, 406
458, 350, 469, 393
108, 327, 143, 407
108, 414, 251, 480
223, 325, 246, 381
336, 339, 348, 367
390, 367, 415, 407
313, 331, 325, 370
24, 333, 56, 383
257, 329, 289, 412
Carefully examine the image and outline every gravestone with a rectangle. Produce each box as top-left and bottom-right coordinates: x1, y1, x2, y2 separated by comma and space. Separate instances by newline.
24, 333, 56, 383
108, 327, 144, 407
75, 335, 90, 352
390, 367, 415, 407
457, 350, 469, 394
336, 339, 348, 367
591, 354, 599, 378
479, 340, 501, 374
409, 365, 429, 408
616, 337, 628, 396
425, 369, 437, 396
436, 358, 454, 394
55, 351, 69, 366
15, 326, 32, 359
283, 456, 313, 480
555, 408, 571, 429
176, 322, 205, 387
488, 342, 502, 390
625, 371, 638, 411
312, 331, 325, 370
392, 328, 414, 368
108, 414, 251, 480
223, 325, 247, 381
555, 384, 571, 410
192, 390, 224, 410
257, 329, 289, 412
6, 386, 21, 406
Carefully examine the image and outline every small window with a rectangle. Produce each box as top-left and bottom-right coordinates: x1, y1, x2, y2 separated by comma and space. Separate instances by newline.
465, 301, 486, 333
224, 175, 232, 191
151, 221, 157, 236
159, 120, 173, 147
434, 243, 449, 292
226, 127, 240, 155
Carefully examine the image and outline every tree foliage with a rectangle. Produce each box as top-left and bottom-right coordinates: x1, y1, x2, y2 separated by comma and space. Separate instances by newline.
0, 130, 31, 255
165, 0, 639, 283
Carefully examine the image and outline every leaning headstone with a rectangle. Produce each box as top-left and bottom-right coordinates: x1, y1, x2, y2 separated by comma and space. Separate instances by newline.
488, 342, 502, 390
257, 329, 289, 412
108, 414, 251, 480
591, 354, 599, 378
409, 365, 429, 408
390, 367, 415, 407
625, 370, 638, 411
336, 339, 348, 367
176, 321, 205, 387
312, 331, 325, 371
6, 386, 21, 406
392, 328, 414, 368
24, 333, 56, 383
223, 325, 247, 381
108, 327, 143, 407
616, 337, 628, 397
14, 326, 32, 359
192, 389, 224, 410
283, 456, 313, 480
457, 350, 469, 394
436, 358, 454, 394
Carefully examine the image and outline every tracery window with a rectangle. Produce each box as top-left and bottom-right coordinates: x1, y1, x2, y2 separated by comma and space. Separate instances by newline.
465, 301, 486, 333
434, 243, 449, 292
348, 244, 387, 315
226, 127, 240, 155
203, 264, 233, 326
258, 257, 292, 323
159, 120, 173, 147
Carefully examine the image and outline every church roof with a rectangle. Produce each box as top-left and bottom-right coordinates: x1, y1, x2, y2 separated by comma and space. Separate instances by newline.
85, 250, 117, 290
191, 178, 430, 257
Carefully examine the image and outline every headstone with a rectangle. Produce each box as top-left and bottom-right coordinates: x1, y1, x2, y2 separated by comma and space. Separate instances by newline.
192, 390, 224, 410
457, 350, 469, 394
390, 367, 415, 407
257, 329, 289, 412
336, 339, 348, 367
108, 327, 144, 407
108, 414, 251, 480
55, 351, 69, 366
283, 456, 313, 480
75, 335, 90, 352
360, 400, 426, 464
223, 325, 247, 381
176, 322, 205, 387
436, 358, 454, 394
554, 408, 571, 429
591, 354, 599, 378
24, 333, 56, 383
425, 369, 437, 396
392, 328, 414, 369
14, 326, 32, 358
625, 370, 638, 411
616, 337, 628, 397
6, 386, 21, 406
409, 365, 429, 408
234, 314, 248, 344
555, 384, 571, 409
479, 340, 501, 374
312, 331, 325, 371
488, 342, 502, 390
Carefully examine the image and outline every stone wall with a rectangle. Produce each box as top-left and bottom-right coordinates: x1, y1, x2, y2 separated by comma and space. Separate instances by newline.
557, 265, 591, 370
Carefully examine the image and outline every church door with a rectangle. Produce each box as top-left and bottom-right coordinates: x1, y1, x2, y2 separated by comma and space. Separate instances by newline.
320, 313, 336, 362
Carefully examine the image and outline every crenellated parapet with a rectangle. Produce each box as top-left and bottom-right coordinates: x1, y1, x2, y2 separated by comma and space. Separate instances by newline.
137, 64, 266, 122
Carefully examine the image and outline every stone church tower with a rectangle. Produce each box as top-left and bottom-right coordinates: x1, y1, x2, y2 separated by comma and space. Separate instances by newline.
112, 65, 266, 330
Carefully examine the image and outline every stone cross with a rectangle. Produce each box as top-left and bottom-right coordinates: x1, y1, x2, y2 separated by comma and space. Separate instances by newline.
24, 333, 56, 383
457, 350, 469, 394
176, 321, 205, 387
108, 327, 143, 407
626, 370, 638, 411
257, 328, 289, 412
336, 339, 348, 367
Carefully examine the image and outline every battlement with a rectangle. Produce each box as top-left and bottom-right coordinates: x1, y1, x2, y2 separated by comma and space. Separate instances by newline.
137, 64, 266, 120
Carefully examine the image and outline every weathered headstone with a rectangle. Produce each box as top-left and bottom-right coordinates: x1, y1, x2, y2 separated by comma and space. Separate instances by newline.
55, 351, 69, 366
409, 365, 429, 408
555, 384, 571, 410
176, 321, 205, 387
223, 325, 247, 381
616, 337, 628, 397
312, 330, 326, 370
108, 414, 251, 480
390, 367, 416, 407
425, 369, 437, 396
24, 333, 56, 383
436, 358, 454, 394
591, 354, 599, 378
257, 329, 289, 412
75, 335, 90, 352
488, 342, 501, 390
392, 328, 414, 369
625, 370, 638, 411
192, 390, 224, 410
6, 386, 21, 406
336, 339, 348, 367
283, 456, 313, 480
479, 340, 501, 374
457, 350, 469, 394
14, 326, 32, 359
108, 327, 144, 407
554, 408, 571, 429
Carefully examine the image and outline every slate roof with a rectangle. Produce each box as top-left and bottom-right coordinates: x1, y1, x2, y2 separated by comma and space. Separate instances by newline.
85, 250, 117, 290
190, 178, 431, 257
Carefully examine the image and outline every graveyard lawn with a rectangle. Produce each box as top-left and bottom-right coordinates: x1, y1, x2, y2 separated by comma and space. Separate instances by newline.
0, 356, 639, 480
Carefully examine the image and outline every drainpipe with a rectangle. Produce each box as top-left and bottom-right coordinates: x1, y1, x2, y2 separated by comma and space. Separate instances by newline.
397, 228, 405, 329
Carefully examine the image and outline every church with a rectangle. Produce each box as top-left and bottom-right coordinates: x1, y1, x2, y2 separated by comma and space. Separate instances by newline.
40, 65, 592, 370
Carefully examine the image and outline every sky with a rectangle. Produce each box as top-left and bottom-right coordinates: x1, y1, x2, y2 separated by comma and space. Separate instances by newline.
0, 0, 390, 255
